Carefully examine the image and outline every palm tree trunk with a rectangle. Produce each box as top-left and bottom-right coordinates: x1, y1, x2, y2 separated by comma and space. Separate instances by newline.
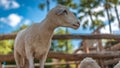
114, 5, 120, 29
65, 28, 70, 68
105, 7, 112, 33
88, 10, 96, 30
65, 28, 69, 53
103, 0, 112, 33
46, 0, 50, 12
88, 10, 94, 25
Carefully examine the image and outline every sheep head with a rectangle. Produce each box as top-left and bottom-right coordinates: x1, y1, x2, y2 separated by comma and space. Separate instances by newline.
80, 57, 101, 68
47, 4, 80, 29
114, 61, 120, 68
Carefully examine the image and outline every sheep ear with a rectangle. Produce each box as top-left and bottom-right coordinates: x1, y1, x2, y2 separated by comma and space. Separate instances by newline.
55, 8, 65, 15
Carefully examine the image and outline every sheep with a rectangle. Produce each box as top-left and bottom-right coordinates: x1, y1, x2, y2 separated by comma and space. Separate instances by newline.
114, 61, 120, 68
79, 57, 101, 68
14, 4, 80, 68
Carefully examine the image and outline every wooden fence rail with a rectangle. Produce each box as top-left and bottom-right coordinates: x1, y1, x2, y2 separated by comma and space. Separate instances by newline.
2, 61, 78, 68
0, 51, 120, 62
0, 33, 120, 40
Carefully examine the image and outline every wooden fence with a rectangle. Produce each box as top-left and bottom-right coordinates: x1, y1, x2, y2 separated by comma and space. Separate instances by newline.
0, 33, 120, 68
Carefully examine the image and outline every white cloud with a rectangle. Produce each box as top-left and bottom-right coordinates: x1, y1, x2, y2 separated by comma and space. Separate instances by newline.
11, 1, 20, 9
93, 6, 104, 12
23, 19, 31, 25
100, 25, 111, 34
0, 14, 23, 27
0, 0, 20, 9
8, 14, 22, 27
100, 5, 120, 34
100, 20, 120, 34
0, 17, 7, 22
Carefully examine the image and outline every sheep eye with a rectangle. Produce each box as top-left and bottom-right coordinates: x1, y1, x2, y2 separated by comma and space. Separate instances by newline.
63, 10, 68, 15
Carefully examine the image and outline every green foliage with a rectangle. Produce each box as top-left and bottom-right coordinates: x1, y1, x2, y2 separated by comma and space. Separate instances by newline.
82, 20, 89, 29
107, 0, 120, 5
39, 4, 45, 10
0, 25, 28, 55
51, 28, 73, 53
93, 11, 104, 17
0, 40, 14, 55
104, 2, 112, 9
90, 20, 104, 29
45, 59, 53, 68
14, 24, 28, 33
56, 0, 77, 9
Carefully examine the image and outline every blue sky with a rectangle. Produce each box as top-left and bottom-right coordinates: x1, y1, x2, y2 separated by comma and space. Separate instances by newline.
0, 0, 120, 50
0, 0, 53, 33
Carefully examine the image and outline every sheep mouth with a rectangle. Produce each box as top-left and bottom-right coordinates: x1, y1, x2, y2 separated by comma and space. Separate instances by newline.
72, 24, 80, 28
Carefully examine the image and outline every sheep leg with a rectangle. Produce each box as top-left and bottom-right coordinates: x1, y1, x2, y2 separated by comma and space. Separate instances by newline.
40, 52, 48, 68
24, 58, 29, 68
27, 55, 34, 68
26, 49, 34, 68
14, 51, 20, 68
14, 51, 24, 68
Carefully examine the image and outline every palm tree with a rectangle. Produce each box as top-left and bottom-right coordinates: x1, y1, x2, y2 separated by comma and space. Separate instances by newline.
79, 0, 104, 29
104, 1, 112, 33
39, 0, 50, 12
112, 0, 120, 29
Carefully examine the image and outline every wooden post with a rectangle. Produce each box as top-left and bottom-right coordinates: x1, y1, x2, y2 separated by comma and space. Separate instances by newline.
99, 59, 106, 68
76, 61, 80, 68
83, 41, 89, 53
0, 62, 2, 68
97, 31, 104, 51
98, 39, 104, 51
76, 64, 80, 68
75, 63, 78, 68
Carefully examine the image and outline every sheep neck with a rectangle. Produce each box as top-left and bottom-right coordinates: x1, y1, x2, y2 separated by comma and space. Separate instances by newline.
39, 18, 58, 39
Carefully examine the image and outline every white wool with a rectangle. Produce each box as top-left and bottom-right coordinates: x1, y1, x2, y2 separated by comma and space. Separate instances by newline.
114, 61, 120, 68
80, 57, 101, 68
14, 4, 80, 68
